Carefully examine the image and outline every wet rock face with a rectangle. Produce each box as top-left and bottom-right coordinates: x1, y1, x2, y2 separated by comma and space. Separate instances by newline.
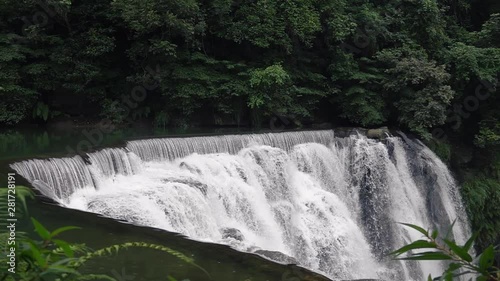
254, 249, 298, 265
342, 279, 383, 281
221, 227, 245, 241
367, 127, 390, 139
161, 176, 208, 195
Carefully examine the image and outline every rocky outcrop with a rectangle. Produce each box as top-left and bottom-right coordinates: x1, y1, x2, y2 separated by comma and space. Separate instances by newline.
342, 279, 382, 281
221, 227, 245, 241
333, 127, 367, 138
366, 127, 390, 139
161, 176, 208, 195
254, 249, 297, 264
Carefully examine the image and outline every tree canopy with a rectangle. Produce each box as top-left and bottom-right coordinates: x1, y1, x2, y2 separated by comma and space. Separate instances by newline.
0, 0, 497, 133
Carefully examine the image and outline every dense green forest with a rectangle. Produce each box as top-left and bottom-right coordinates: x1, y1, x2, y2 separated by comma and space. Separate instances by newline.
0, 0, 499, 251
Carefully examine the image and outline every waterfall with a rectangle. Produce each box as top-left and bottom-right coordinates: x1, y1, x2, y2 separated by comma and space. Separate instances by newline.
10, 130, 471, 280
10, 156, 93, 200
126, 130, 336, 161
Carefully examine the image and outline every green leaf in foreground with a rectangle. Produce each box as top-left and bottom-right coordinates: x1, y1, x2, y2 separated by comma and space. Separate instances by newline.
31, 217, 51, 240
478, 245, 495, 271
50, 225, 81, 239
463, 232, 478, 252
395, 251, 453, 260
399, 223, 429, 236
390, 240, 437, 256
443, 239, 472, 262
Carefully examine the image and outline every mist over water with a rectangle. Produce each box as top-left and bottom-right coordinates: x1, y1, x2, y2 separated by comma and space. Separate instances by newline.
11, 130, 471, 280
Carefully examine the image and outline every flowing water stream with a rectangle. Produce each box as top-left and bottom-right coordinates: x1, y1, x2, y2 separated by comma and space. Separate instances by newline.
11, 130, 471, 280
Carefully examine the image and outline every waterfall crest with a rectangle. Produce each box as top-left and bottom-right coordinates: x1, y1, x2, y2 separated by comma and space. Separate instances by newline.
11, 130, 471, 280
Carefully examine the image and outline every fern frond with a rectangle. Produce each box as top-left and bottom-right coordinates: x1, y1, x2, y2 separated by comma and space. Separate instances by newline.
76, 274, 117, 281
72, 242, 211, 279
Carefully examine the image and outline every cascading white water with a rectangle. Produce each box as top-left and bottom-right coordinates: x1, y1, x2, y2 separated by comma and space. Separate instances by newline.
10, 156, 93, 199
10, 130, 471, 280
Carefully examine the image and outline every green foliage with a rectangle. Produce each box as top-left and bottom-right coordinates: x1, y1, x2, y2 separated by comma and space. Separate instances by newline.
337, 85, 386, 126
0, 186, 33, 226
0, 0, 497, 139
477, 13, 500, 47
100, 99, 128, 124
475, 119, 500, 148
428, 139, 452, 163
249, 64, 291, 110
379, 51, 455, 138
0, 187, 33, 279
214, 0, 320, 52
0, 34, 38, 124
131, 106, 151, 121
33, 102, 50, 121
461, 175, 500, 248
403, 0, 449, 54
332, 56, 387, 127
447, 42, 500, 83
155, 111, 169, 128
112, 0, 200, 40
391, 222, 500, 281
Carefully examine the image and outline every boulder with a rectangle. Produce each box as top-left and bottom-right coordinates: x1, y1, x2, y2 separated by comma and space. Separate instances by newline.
334, 127, 367, 138
342, 279, 382, 281
367, 127, 390, 139
161, 176, 208, 195
254, 249, 297, 264
221, 227, 245, 241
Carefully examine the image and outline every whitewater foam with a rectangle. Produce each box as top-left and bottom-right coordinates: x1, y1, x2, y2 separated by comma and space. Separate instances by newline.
11, 130, 471, 280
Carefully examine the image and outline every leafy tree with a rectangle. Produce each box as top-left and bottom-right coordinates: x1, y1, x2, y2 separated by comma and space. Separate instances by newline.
378, 49, 455, 138
247, 63, 318, 120
331, 56, 387, 127
212, 0, 320, 53
0, 34, 38, 124
461, 175, 500, 248
477, 13, 500, 47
